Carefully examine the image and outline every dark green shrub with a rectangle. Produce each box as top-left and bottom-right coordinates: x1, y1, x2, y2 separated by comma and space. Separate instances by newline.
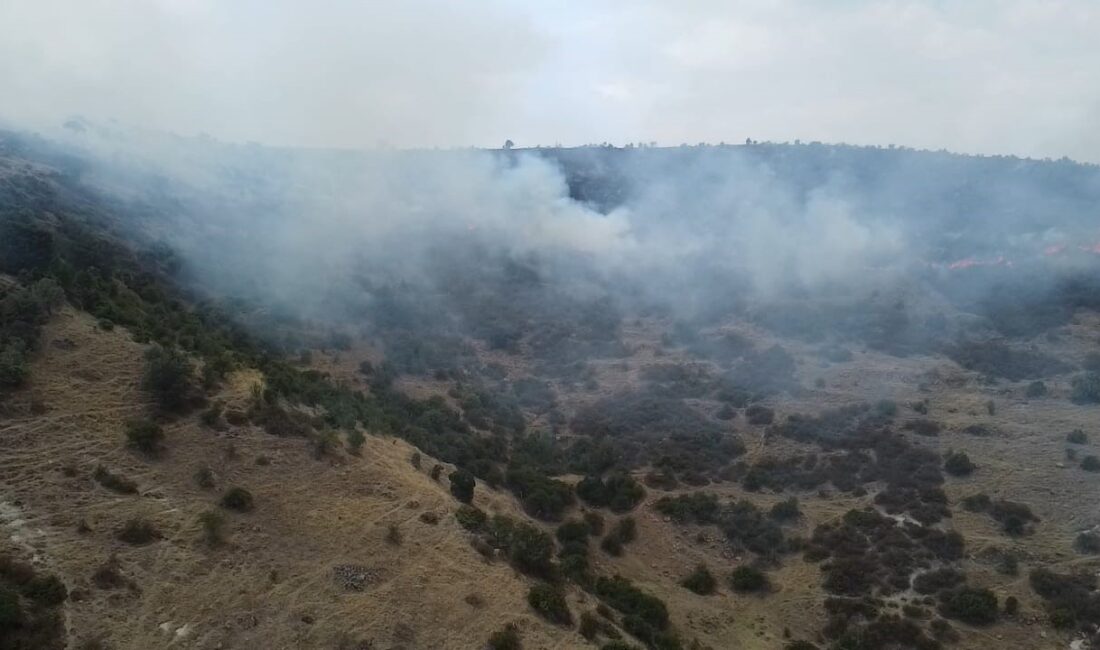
199, 510, 226, 545
1071, 372, 1100, 404
125, 419, 164, 455
93, 465, 137, 494
1067, 429, 1088, 444
142, 346, 196, 412
455, 505, 487, 532
1074, 531, 1100, 554
220, 487, 254, 512
23, 575, 67, 605
0, 585, 22, 629
943, 451, 975, 477
593, 575, 669, 630
1081, 455, 1100, 472
1025, 381, 1048, 398
729, 566, 768, 593
487, 624, 521, 650
449, 469, 476, 504
117, 518, 159, 545
769, 497, 801, 521
576, 474, 645, 512
938, 587, 998, 625
528, 583, 572, 626
680, 564, 717, 595
745, 405, 774, 425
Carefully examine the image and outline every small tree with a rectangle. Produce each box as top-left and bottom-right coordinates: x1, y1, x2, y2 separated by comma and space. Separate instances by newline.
449, 469, 475, 503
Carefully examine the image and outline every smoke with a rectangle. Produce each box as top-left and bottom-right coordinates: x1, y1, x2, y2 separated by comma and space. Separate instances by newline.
7, 124, 1100, 352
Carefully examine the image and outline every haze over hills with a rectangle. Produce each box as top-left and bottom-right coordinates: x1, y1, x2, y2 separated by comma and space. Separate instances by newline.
0, 127, 1099, 650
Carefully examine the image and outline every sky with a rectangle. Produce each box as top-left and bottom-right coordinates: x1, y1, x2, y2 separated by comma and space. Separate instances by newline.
1, 0, 1099, 161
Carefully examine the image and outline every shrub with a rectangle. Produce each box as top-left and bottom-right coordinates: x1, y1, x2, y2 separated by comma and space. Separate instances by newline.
142, 346, 195, 412
0, 585, 22, 629
449, 469, 476, 503
1081, 455, 1100, 472
487, 624, 521, 650
93, 465, 137, 494
125, 419, 164, 455
943, 451, 975, 477
654, 492, 719, 524
576, 474, 645, 513
601, 517, 637, 556
455, 505, 488, 532
23, 575, 67, 605
198, 510, 226, 545
193, 466, 215, 489
680, 564, 717, 595
730, 565, 769, 593
1067, 429, 1088, 444
1025, 381, 1048, 398
0, 340, 29, 389
386, 523, 402, 546
769, 497, 801, 521
1074, 531, 1100, 554
903, 419, 942, 437
1071, 372, 1100, 404
1004, 596, 1018, 616
508, 523, 556, 578
430, 464, 443, 481
346, 429, 365, 455
938, 587, 998, 625
528, 583, 572, 626
410, 451, 422, 469
117, 518, 159, 545
745, 405, 775, 425
220, 487, 254, 512
200, 402, 224, 428
594, 575, 670, 630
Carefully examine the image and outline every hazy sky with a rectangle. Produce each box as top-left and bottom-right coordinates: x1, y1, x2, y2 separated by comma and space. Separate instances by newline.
2, 0, 1099, 160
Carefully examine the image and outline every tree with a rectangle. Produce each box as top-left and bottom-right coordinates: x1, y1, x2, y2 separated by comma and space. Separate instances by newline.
503, 140, 515, 150
449, 469, 476, 503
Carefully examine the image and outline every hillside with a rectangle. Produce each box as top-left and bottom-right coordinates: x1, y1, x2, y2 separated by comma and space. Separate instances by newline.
2, 132, 1100, 650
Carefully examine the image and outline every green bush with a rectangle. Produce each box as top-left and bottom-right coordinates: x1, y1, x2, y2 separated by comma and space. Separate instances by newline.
0, 585, 23, 629
528, 583, 572, 626
487, 624, 521, 650
1082, 455, 1100, 472
455, 505, 487, 532
449, 469, 476, 503
142, 346, 196, 412
729, 565, 769, 593
1071, 372, 1100, 404
125, 419, 164, 455
1067, 429, 1088, 444
93, 465, 137, 494
198, 510, 226, 545
680, 564, 717, 595
0, 340, 29, 389
117, 518, 159, 545
943, 451, 975, 477
594, 575, 669, 631
220, 487, 254, 512
938, 587, 998, 625
1025, 381, 1048, 398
